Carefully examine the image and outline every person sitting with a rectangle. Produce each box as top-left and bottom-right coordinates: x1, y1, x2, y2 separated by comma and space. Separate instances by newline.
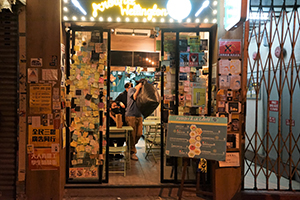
109, 101, 126, 159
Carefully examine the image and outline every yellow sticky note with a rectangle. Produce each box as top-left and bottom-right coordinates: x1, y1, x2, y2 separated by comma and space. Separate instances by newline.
82, 51, 88, 57
94, 73, 100, 80
70, 141, 78, 147
74, 46, 80, 51
89, 123, 95, 129
93, 111, 99, 117
72, 54, 78, 60
83, 132, 88, 137
70, 85, 76, 91
74, 117, 80, 123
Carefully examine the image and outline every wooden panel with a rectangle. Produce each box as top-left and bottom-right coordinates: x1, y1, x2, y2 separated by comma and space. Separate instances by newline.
111, 34, 156, 52
26, 0, 62, 200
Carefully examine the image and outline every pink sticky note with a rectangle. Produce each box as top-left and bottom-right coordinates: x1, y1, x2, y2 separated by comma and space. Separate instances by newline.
76, 74, 82, 80
186, 94, 192, 100
98, 77, 104, 83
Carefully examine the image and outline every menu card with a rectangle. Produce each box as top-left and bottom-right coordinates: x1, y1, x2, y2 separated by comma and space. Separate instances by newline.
166, 115, 227, 161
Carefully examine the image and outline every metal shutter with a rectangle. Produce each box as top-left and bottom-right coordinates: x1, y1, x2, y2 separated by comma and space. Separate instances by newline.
0, 9, 18, 200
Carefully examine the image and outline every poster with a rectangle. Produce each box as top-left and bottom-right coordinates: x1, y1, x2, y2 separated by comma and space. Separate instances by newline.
219, 152, 240, 167
230, 59, 241, 74
189, 53, 199, 67
166, 116, 227, 161
188, 36, 200, 45
42, 69, 58, 80
192, 82, 206, 107
30, 58, 42, 67
29, 84, 52, 114
219, 76, 230, 89
28, 68, 39, 83
180, 52, 189, 66
219, 40, 241, 57
219, 59, 230, 75
69, 167, 98, 179
28, 125, 60, 147
28, 148, 59, 170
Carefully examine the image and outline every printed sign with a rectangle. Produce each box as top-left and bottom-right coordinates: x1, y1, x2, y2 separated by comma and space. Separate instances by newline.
69, 167, 98, 179
219, 152, 240, 167
219, 40, 241, 57
269, 117, 276, 123
30, 58, 43, 67
29, 84, 52, 114
166, 116, 227, 161
269, 100, 279, 112
28, 148, 59, 170
285, 119, 295, 126
28, 125, 59, 147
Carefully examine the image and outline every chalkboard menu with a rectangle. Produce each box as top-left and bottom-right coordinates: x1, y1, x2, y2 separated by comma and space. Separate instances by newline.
166, 115, 227, 161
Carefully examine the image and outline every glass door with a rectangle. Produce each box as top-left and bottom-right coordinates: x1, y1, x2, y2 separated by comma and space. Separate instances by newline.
66, 27, 110, 183
160, 29, 213, 183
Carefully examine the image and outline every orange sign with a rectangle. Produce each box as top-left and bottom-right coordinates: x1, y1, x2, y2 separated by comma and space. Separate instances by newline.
28, 148, 59, 170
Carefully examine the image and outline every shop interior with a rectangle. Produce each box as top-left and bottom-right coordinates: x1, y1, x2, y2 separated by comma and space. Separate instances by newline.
65, 23, 216, 186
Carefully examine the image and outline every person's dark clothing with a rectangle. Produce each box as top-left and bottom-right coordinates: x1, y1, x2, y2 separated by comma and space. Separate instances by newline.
115, 90, 128, 126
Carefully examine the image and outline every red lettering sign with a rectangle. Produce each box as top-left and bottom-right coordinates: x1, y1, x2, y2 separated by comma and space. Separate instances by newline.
269, 117, 276, 123
269, 100, 279, 112
219, 40, 241, 56
285, 119, 295, 126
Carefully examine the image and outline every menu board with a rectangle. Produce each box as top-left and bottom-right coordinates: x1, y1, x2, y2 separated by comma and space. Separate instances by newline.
166, 115, 227, 161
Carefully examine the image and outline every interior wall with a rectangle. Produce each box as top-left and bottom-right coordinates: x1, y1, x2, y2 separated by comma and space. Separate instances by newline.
111, 34, 157, 52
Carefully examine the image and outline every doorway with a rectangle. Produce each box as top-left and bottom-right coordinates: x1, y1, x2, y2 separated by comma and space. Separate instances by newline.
65, 26, 215, 185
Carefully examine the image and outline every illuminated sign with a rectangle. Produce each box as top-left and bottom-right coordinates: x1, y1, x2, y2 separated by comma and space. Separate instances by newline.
92, 0, 168, 20
63, 0, 218, 23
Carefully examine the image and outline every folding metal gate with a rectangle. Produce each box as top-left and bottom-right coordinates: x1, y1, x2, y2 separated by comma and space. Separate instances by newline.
244, 0, 300, 190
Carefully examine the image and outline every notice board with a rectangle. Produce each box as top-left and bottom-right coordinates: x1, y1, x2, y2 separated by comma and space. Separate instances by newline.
166, 115, 227, 161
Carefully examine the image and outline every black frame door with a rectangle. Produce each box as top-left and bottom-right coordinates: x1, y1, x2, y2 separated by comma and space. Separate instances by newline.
66, 26, 111, 184
160, 28, 215, 183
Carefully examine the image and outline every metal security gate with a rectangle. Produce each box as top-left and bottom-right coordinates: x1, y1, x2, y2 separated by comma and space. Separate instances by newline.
0, 9, 18, 200
244, 0, 300, 191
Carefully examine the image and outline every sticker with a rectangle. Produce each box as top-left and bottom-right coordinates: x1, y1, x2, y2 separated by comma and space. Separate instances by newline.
28, 68, 39, 83
31, 58, 42, 67
27, 144, 34, 154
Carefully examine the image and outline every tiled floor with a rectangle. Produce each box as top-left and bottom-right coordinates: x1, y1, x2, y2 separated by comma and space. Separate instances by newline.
65, 138, 300, 200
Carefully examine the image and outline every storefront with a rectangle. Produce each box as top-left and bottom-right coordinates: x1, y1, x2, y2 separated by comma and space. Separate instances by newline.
61, 0, 218, 185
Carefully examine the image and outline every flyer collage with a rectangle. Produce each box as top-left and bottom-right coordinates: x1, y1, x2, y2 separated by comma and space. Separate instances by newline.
164, 35, 209, 116
66, 31, 107, 180
27, 53, 62, 171
217, 40, 242, 167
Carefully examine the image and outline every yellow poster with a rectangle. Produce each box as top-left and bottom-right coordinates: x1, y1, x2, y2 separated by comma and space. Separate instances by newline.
28, 125, 59, 147
29, 84, 52, 114
188, 36, 200, 45
192, 88, 206, 107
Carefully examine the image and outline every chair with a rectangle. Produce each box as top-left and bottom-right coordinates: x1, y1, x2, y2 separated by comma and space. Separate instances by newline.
144, 123, 161, 162
108, 130, 130, 176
